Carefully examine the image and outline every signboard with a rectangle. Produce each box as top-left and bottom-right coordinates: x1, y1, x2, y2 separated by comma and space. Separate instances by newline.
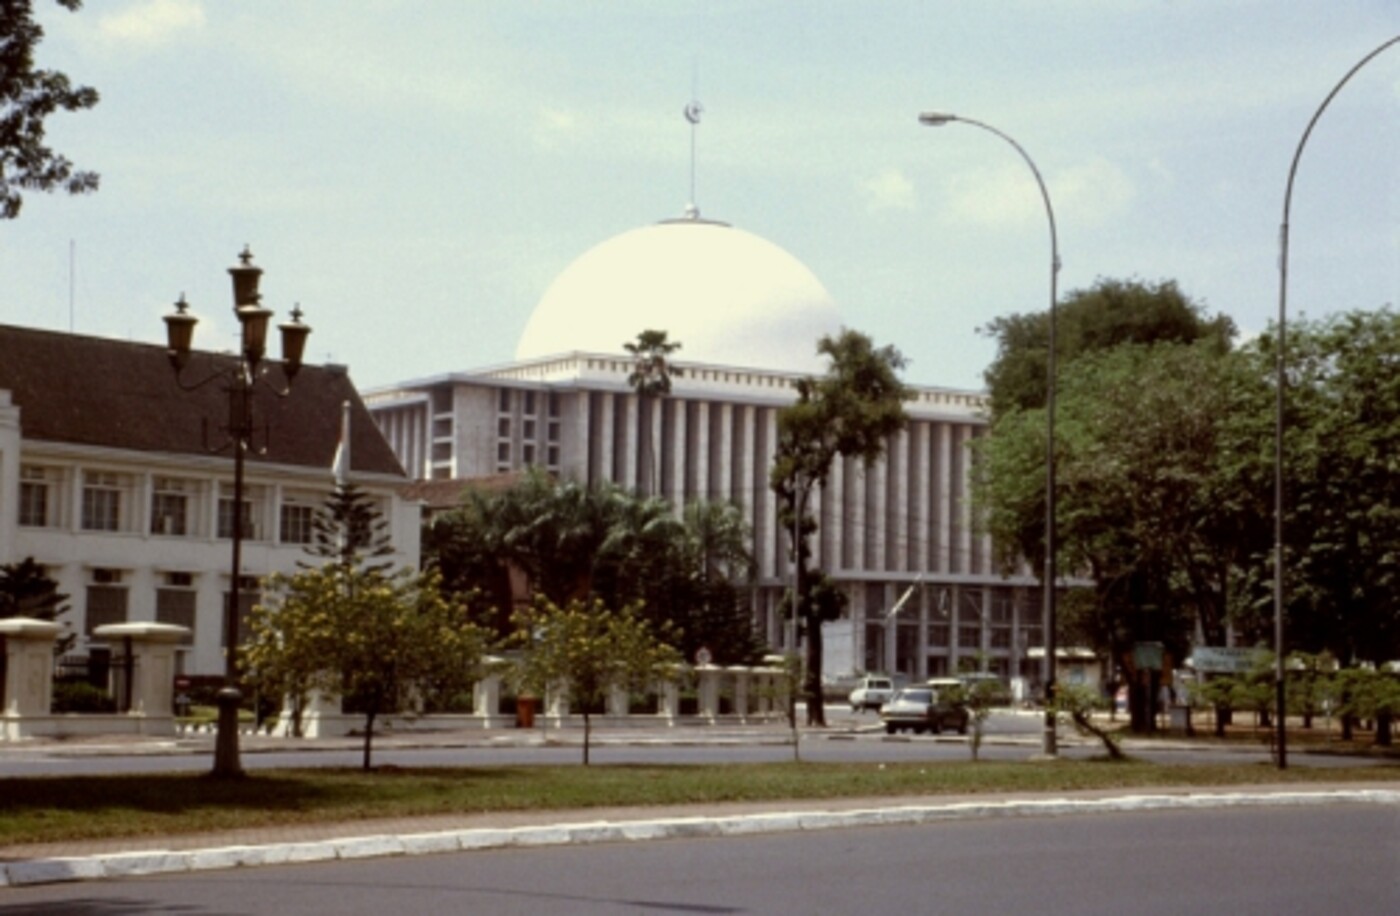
1133, 641, 1165, 672
1187, 646, 1267, 674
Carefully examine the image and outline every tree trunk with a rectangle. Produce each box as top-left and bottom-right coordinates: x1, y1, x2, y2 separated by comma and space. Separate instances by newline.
804, 612, 826, 727
1375, 711, 1392, 747
361, 708, 377, 771
582, 710, 592, 765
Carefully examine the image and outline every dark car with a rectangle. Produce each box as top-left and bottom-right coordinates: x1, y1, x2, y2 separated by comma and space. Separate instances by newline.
879, 683, 969, 735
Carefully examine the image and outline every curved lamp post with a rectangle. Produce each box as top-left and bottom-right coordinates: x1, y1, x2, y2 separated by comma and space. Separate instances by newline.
1273, 34, 1399, 770
162, 247, 311, 778
919, 112, 1060, 758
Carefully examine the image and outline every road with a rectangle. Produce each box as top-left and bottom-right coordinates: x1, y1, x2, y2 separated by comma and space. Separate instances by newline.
2, 804, 1394, 912
0, 712, 1384, 776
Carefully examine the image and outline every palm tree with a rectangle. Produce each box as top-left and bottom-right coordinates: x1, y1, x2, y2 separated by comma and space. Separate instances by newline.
624, 330, 682, 497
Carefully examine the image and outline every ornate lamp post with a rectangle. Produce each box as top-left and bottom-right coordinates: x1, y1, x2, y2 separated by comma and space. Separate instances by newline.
1273, 34, 1398, 770
919, 112, 1061, 758
163, 247, 310, 778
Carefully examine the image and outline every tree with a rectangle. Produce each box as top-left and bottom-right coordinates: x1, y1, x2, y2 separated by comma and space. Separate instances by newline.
426, 469, 764, 664
303, 482, 395, 573
1, 0, 100, 219
1256, 309, 1400, 667
975, 339, 1260, 731
509, 598, 681, 764
0, 557, 73, 653
244, 566, 489, 770
624, 329, 682, 496
980, 278, 1234, 419
770, 329, 910, 726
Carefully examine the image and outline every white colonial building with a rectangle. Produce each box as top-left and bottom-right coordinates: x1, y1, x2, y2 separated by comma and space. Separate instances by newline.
366, 213, 1045, 685
0, 324, 419, 680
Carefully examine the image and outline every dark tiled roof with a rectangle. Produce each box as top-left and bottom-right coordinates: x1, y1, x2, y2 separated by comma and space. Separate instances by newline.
0, 324, 405, 478
398, 472, 523, 511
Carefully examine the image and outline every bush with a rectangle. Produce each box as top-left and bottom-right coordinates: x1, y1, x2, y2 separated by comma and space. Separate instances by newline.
52, 680, 116, 713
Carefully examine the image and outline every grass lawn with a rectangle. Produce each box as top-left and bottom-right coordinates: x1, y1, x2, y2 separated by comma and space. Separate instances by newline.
2, 759, 1397, 848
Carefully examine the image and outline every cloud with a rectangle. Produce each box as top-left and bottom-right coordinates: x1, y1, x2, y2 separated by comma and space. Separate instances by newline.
533, 108, 581, 150
943, 156, 1135, 229
98, 0, 205, 47
1053, 157, 1137, 227
860, 168, 916, 213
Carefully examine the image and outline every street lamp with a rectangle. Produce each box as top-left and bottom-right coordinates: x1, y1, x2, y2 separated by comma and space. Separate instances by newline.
1272, 34, 1399, 771
163, 246, 311, 778
919, 111, 1061, 758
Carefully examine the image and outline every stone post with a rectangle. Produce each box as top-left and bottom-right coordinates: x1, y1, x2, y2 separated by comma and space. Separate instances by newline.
92, 622, 190, 735
0, 618, 64, 722
729, 666, 750, 723
697, 665, 721, 723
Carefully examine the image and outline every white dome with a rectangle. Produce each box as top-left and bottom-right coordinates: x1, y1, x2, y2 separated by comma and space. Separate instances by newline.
516, 218, 841, 373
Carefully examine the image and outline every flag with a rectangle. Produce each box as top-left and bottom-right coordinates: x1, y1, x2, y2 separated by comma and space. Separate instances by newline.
331, 400, 351, 485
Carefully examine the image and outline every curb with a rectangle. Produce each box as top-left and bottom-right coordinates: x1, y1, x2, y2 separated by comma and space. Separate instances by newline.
5, 789, 1397, 888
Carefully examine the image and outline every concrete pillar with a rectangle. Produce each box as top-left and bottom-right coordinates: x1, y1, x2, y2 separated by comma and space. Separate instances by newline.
729, 666, 750, 723
697, 665, 721, 722
91, 622, 190, 724
473, 672, 502, 718
0, 618, 64, 718
607, 683, 629, 717
546, 681, 569, 724
658, 678, 680, 725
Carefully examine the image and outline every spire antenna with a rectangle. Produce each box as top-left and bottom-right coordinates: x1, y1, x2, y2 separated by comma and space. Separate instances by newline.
683, 64, 702, 219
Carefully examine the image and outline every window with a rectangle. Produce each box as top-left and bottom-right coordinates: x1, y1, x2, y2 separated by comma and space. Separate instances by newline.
497, 388, 511, 412
86, 570, 127, 634
151, 477, 189, 536
217, 498, 252, 539
523, 390, 536, 415
82, 471, 123, 531
522, 443, 536, 466
497, 417, 511, 437
497, 442, 510, 463
156, 574, 196, 645
548, 391, 561, 418
280, 503, 315, 545
222, 577, 260, 648
523, 419, 535, 439
18, 466, 49, 527
547, 445, 560, 468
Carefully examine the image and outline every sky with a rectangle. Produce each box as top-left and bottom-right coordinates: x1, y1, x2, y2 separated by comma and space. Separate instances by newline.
3, 1, 1397, 392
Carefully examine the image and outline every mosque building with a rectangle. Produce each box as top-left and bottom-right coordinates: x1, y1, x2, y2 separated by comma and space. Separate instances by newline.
366, 206, 1046, 687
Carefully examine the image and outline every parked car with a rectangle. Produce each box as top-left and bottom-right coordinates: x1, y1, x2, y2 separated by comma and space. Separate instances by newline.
880, 683, 969, 735
848, 675, 895, 712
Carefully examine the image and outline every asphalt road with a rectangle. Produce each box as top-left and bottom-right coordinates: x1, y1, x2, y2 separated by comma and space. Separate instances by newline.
2, 804, 1394, 913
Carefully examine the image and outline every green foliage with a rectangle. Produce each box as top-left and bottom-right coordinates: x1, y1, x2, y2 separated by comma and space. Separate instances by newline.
975, 338, 1251, 687
509, 598, 682, 763
244, 566, 489, 769
1052, 682, 1125, 760
1, 0, 100, 218
770, 329, 910, 725
948, 677, 1001, 761
302, 482, 395, 573
1251, 308, 1400, 664
624, 329, 682, 398
0, 557, 74, 654
980, 277, 1235, 419
51, 679, 114, 713
426, 469, 763, 665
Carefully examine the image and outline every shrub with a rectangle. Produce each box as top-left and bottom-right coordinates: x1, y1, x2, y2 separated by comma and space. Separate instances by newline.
52, 680, 116, 713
